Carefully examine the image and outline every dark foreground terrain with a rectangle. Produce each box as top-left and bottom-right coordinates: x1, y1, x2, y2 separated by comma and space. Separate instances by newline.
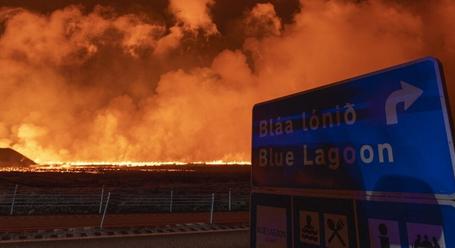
1, 229, 249, 248
0, 164, 251, 247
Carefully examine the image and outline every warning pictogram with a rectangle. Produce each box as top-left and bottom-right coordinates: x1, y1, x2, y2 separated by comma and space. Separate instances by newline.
324, 213, 349, 248
299, 211, 320, 245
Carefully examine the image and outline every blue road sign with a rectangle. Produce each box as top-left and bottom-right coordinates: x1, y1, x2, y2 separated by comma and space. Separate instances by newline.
252, 57, 455, 196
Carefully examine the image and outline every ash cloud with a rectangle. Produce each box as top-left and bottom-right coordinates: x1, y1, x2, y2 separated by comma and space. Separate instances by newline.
0, 0, 454, 163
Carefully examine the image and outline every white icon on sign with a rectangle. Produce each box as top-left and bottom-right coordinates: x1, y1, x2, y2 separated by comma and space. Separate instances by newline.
407, 223, 445, 248
368, 218, 401, 248
256, 205, 287, 248
385, 81, 423, 125
324, 213, 349, 248
300, 211, 320, 245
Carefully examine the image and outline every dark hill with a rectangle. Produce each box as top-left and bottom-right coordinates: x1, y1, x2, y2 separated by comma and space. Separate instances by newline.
0, 148, 35, 167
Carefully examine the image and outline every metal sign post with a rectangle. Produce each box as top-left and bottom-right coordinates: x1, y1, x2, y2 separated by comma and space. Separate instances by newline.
228, 189, 232, 211
210, 193, 215, 224
100, 192, 111, 229
10, 184, 18, 216
98, 185, 104, 214
170, 190, 174, 213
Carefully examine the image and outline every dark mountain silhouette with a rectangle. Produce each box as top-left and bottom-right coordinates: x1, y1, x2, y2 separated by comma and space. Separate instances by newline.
0, 148, 35, 167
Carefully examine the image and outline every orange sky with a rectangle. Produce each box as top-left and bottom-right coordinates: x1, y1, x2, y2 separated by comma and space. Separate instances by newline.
0, 0, 454, 163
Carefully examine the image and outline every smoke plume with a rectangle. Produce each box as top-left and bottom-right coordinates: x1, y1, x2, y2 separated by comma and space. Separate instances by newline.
0, 0, 454, 163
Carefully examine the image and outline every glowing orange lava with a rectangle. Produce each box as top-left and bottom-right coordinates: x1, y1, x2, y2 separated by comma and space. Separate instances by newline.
0, 160, 251, 173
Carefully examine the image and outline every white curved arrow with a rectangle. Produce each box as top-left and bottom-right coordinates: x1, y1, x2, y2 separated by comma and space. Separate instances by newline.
385, 81, 423, 125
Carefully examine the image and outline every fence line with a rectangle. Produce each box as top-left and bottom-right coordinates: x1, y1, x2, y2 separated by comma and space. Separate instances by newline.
0, 186, 249, 216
